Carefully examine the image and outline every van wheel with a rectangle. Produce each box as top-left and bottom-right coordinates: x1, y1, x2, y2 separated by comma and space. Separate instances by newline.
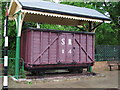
77, 68, 83, 73
31, 71, 45, 76
31, 71, 37, 75
68, 69, 75, 73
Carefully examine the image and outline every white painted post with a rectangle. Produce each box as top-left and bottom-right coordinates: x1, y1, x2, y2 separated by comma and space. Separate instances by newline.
3, 3, 9, 90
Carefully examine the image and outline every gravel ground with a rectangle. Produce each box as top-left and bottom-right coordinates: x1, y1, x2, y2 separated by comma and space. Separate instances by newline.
0, 77, 2, 90
7, 70, 119, 89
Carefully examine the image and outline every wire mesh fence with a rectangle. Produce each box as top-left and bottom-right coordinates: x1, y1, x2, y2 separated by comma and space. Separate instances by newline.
0, 50, 25, 78
0, 50, 16, 64
0, 50, 16, 77
0, 45, 120, 77
95, 45, 120, 61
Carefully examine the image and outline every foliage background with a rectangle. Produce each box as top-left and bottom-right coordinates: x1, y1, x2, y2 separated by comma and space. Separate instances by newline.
0, 1, 120, 50
0, 0, 119, 76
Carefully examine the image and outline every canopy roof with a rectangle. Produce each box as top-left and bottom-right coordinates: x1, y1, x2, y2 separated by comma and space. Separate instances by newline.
9, 0, 111, 26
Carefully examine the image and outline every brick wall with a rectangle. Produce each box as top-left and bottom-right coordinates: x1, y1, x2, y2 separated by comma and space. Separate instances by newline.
93, 61, 118, 71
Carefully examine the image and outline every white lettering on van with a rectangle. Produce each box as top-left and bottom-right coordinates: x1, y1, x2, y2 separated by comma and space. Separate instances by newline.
61, 38, 65, 45
68, 39, 72, 45
68, 49, 72, 54
62, 49, 65, 54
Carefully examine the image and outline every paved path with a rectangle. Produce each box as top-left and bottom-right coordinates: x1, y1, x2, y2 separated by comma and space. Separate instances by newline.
0, 77, 2, 90
9, 70, 119, 88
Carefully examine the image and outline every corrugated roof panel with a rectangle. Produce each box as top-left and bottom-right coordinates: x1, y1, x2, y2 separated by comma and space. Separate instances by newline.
22, 10, 106, 23
18, 0, 111, 21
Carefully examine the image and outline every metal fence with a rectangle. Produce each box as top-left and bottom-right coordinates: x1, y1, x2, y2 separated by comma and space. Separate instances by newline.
0, 50, 16, 64
0, 50, 25, 78
0, 45, 119, 77
0, 45, 120, 64
0, 50, 16, 77
95, 45, 120, 61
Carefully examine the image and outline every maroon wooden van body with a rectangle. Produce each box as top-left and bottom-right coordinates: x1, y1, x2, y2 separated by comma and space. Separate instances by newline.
21, 28, 95, 70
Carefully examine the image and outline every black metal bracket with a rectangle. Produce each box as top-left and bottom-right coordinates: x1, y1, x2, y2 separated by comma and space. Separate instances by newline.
90, 22, 103, 32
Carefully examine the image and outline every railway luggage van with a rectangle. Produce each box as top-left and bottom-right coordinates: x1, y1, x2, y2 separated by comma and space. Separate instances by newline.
21, 28, 95, 73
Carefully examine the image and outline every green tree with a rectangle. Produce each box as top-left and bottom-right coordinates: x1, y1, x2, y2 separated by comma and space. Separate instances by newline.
1, 1, 120, 50
1, 2, 16, 50
62, 2, 120, 45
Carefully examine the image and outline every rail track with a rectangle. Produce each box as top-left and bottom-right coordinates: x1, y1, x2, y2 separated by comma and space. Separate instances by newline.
26, 70, 97, 79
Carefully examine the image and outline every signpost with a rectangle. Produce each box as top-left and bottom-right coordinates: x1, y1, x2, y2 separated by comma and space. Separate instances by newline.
3, 2, 9, 90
